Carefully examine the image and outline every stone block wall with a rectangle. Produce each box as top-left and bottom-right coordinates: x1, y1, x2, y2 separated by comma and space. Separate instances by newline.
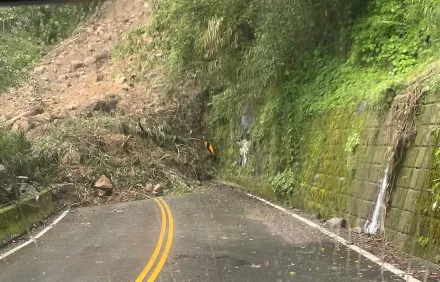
292, 91, 440, 261
0, 189, 58, 246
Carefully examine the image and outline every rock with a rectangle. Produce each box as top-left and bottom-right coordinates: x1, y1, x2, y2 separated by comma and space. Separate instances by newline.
352, 227, 363, 234
17, 176, 30, 182
19, 183, 37, 194
34, 65, 46, 74
41, 76, 49, 82
326, 218, 347, 229
0, 164, 6, 174
5, 107, 44, 127
96, 74, 105, 82
122, 83, 129, 91
12, 117, 34, 132
145, 183, 153, 193
67, 81, 72, 87
153, 184, 163, 196
95, 50, 110, 62
92, 95, 119, 112
61, 150, 81, 165
94, 175, 113, 189
95, 189, 106, 197
57, 74, 68, 82
70, 61, 84, 72
115, 75, 126, 85
54, 183, 78, 204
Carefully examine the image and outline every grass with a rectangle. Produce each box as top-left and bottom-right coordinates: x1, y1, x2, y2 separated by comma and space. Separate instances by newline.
33, 115, 150, 188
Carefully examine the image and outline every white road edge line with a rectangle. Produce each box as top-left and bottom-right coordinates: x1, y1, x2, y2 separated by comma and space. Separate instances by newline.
0, 209, 69, 260
245, 193, 421, 282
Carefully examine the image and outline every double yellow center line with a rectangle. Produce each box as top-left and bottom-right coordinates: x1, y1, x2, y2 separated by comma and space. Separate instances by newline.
135, 198, 174, 282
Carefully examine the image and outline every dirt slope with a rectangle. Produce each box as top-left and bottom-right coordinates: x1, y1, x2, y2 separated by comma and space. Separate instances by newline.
0, 0, 212, 205
0, 0, 156, 134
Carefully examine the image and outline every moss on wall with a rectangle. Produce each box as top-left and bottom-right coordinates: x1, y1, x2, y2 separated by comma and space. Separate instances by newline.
0, 189, 58, 245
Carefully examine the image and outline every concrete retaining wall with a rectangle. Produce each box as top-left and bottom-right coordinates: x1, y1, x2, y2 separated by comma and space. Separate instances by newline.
0, 189, 58, 246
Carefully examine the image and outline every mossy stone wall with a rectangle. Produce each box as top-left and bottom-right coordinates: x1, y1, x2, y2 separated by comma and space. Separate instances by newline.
223, 89, 440, 262
0, 189, 58, 246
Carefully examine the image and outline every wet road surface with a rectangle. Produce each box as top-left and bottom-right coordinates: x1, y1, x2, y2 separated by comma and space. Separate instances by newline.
0, 187, 406, 281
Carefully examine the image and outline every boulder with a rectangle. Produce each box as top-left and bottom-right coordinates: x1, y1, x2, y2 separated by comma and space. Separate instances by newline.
153, 184, 163, 196
94, 175, 113, 190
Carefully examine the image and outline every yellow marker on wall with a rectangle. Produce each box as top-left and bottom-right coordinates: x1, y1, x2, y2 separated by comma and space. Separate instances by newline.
204, 140, 215, 154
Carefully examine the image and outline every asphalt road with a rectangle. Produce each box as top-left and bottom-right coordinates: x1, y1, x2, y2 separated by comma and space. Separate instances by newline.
0, 187, 406, 282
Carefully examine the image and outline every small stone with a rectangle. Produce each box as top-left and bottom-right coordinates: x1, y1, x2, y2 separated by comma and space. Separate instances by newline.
67, 81, 72, 87
352, 227, 363, 234
96, 74, 105, 82
94, 175, 113, 189
122, 83, 129, 91
153, 184, 163, 196
115, 75, 126, 85
145, 183, 153, 193
61, 150, 81, 165
19, 183, 37, 194
34, 65, 46, 74
70, 61, 84, 72
92, 96, 119, 112
95, 189, 106, 197
95, 50, 110, 62
326, 218, 347, 229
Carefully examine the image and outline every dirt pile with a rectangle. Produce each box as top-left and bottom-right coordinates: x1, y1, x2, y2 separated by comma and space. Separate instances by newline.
0, 0, 152, 127
0, 0, 214, 205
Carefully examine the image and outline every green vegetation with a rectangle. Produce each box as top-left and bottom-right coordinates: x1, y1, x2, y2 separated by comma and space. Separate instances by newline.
0, 128, 58, 183
0, 2, 99, 90
113, 0, 440, 208
0, 2, 101, 204
417, 236, 430, 247
0, 128, 58, 204
125, 0, 440, 172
